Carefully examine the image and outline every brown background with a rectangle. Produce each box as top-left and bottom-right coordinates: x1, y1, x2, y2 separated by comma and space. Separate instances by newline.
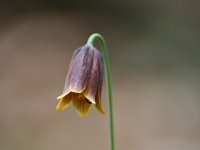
0, 0, 200, 150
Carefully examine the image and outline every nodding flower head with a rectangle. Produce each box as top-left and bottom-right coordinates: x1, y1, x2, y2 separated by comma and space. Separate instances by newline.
56, 45, 105, 117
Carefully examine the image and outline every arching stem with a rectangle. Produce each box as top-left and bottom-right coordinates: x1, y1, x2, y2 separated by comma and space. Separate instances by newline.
87, 33, 115, 150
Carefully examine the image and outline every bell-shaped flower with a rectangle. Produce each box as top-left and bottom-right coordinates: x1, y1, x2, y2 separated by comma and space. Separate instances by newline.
56, 45, 105, 117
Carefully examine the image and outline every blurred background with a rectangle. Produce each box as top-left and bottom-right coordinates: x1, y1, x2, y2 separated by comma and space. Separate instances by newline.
0, 0, 200, 150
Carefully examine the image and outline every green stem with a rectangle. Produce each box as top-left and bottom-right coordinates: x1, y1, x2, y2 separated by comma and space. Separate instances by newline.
87, 33, 115, 150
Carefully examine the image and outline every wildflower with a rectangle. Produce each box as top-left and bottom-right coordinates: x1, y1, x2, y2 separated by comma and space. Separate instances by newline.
56, 45, 105, 117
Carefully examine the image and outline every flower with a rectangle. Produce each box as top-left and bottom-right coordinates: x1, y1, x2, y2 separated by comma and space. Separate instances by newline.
56, 45, 105, 117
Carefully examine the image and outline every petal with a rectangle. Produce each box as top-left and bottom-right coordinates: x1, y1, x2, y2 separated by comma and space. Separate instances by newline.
56, 92, 73, 111
97, 51, 104, 96
72, 94, 91, 117
95, 88, 105, 114
84, 48, 100, 104
95, 52, 105, 114
62, 47, 81, 95
70, 45, 93, 93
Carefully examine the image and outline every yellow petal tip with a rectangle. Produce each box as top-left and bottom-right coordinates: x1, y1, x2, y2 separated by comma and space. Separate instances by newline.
56, 104, 63, 112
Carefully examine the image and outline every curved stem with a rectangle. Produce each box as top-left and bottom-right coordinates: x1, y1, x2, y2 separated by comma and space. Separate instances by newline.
87, 33, 115, 150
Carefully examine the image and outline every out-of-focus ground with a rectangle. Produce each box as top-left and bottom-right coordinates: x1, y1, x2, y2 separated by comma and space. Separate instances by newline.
0, 1, 200, 150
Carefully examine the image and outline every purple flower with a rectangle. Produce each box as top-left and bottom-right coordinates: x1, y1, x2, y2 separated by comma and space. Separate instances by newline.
56, 45, 105, 117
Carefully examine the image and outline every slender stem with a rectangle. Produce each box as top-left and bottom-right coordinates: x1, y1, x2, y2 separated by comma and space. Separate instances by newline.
87, 33, 115, 150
